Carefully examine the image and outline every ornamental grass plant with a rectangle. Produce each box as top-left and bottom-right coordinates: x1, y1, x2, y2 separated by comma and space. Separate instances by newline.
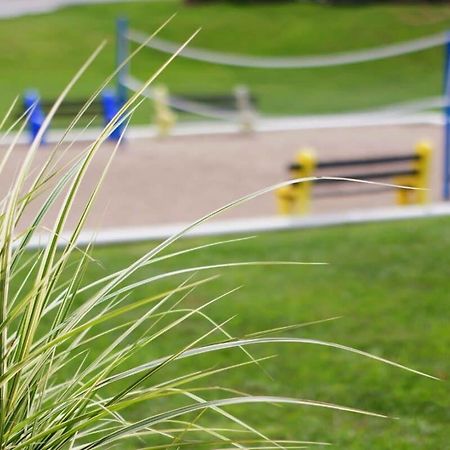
0, 23, 437, 449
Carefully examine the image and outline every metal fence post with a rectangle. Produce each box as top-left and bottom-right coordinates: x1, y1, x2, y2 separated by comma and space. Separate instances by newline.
102, 89, 125, 141
443, 32, 450, 200
116, 17, 129, 107
23, 90, 46, 144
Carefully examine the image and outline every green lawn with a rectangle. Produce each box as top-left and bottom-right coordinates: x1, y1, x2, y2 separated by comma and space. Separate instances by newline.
55, 215, 449, 449
1, 1, 450, 122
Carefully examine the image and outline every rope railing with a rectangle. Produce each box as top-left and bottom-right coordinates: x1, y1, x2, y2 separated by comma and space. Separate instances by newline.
127, 29, 447, 69
125, 73, 446, 123
369, 96, 445, 114
122, 22, 449, 135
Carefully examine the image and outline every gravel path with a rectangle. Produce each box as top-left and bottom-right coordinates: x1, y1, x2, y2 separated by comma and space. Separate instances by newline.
0, 124, 442, 231
0, 0, 170, 19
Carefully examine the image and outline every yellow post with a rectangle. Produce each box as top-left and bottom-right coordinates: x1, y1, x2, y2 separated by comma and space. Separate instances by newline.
395, 175, 416, 206
154, 85, 176, 137
395, 141, 432, 205
276, 186, 295, 215
291, 149, 316, 214
414, 141, 432, 204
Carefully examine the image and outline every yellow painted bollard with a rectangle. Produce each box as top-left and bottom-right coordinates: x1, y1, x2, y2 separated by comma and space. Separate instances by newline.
154, 85, 176, 137
395, 141, 432, 206
276, 185, 296, 215
414, 141, 432, 204
395, 175, 417, 206
291, 150, 316, 214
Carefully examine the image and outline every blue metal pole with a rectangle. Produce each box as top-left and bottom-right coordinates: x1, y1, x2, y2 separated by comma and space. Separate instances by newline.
116, 17, 129, 107
23, 90, 46, 144
443, 32, 450, 200
102, 89, 125, 141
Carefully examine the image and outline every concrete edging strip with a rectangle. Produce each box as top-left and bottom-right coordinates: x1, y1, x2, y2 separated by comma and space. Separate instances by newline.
23, 202, 450, 249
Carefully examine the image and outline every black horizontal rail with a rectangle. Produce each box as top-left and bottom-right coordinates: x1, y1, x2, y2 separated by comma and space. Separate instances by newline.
290, 169, 418, 189
170, 93, 258, 112
173, 93, 257, 104
17, 99, 103, 119
289, 154, 418, 172
40, 99, 102, 108
42, 103, 102, 117
41, 109, 102, 118
318, 154, 418, 168
314, 185, 393, 199
316, 169, 418, 182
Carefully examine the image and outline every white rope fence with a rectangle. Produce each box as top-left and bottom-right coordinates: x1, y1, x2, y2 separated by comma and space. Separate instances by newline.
348, 95, 445, 115
127, 29, 447, 69
125, 74, 445, 125
371, 96, 445, 113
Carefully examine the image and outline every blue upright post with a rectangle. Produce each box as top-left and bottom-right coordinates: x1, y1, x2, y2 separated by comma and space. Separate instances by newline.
443, 32, 450, 200
116, 17, 129, 107
102, 89, 125, 141
23, 90, 46, 144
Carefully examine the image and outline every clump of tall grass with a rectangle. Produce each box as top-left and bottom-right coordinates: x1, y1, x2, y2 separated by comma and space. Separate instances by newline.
0, 23, 437, 449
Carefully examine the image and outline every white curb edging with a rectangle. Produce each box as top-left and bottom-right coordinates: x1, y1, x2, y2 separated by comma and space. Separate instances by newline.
24, 202, 450, 249
1, 112, 443, 147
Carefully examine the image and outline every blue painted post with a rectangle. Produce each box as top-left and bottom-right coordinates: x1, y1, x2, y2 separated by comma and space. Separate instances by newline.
101, 89, 125, 141
23, 90, 46, 144
443, 32, 450, 200
116, 17, 129, 107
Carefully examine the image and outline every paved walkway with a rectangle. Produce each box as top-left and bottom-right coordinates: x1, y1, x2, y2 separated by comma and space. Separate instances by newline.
0, 124, 443, 231
0, 0, 169, 19
1, 113, 442, 146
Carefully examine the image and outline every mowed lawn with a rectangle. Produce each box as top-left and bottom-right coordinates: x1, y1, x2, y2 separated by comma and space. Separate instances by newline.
52, 215, 450, 449
1, 1, 450, 121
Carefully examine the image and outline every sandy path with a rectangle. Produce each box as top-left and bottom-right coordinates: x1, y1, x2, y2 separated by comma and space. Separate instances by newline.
0, 0, 141, 19
0, 124, 443, 231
